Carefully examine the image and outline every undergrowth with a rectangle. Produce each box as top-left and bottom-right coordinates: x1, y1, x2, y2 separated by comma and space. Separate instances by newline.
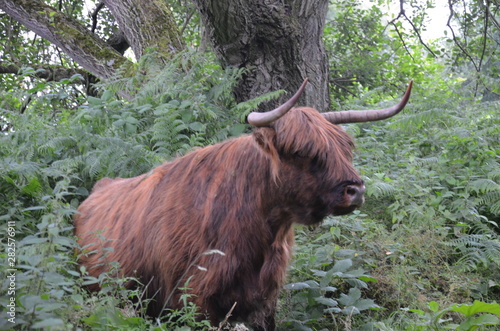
279, 83, 500, 330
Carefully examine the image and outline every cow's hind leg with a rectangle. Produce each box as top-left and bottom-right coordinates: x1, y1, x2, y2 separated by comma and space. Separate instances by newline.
251, 308, 276, 331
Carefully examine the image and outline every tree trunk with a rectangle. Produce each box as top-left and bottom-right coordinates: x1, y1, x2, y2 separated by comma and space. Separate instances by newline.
193, 0, 330, 111
103, 0, 184, 60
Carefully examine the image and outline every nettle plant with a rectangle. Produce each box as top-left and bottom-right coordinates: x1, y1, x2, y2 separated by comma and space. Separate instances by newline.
280, 214, 381, 330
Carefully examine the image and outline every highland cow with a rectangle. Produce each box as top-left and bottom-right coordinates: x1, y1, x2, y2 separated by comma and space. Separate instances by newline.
75, 79, 412, 330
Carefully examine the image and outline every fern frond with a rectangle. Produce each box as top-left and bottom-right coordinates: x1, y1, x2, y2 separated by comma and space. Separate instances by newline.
344, 124, 361, 137
38, 136, 77, 154
366, 181, 396, 198
491, 200, 500, 215
483, 161, 500, 181
456, 249, 488, 272
468, 179, 500, 194
51, 157, 84, 174
388, 108, 442, 132
477, 191, 500, 207
413, 157, 439, 167
233, 90, 285, 123
2, 159, 41, 185
88, 154, 105, 179
447, 234, 500, 271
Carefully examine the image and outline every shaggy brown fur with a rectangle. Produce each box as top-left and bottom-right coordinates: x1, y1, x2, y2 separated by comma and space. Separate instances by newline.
74, 107, 364, 330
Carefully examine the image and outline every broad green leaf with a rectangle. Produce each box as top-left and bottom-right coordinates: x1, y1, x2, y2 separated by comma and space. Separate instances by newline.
101, 90, 114, 101
19, 236, 48, 245
428, 301, 440, 312
31, 318, 64, 329
87, 96, 102, 105
331, 259, 353, 273
22, 205, 46, 212
358, 275, 378, 283
338, 287, 361, 306
284, 282, 311, 290
458, 314, 500, 330
229, 123, 248, 136
188, 121, 206, 132
451, 300, 500, 317
315, 297, 338, 307
409, 308, 426, 315
342, 306, 361, 315
354, 298, 380, 311
125, 116, 139, 124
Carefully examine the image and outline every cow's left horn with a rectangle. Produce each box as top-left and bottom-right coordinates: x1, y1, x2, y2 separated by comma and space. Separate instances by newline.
247, 78, 309, 127
322, 81, 413, 124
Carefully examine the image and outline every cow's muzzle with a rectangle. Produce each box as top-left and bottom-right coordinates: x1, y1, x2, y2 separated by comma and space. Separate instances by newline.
345, 183, 365, 208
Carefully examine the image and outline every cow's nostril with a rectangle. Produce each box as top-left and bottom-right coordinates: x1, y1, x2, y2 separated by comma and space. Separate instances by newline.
346, 186, 358, 196
345, 184, 365, 207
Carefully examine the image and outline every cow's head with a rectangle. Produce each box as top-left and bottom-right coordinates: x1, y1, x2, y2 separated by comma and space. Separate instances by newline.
248, 79, 412, 222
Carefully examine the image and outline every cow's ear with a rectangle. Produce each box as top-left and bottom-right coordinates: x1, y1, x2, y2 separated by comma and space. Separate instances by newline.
253, 128, 280, 179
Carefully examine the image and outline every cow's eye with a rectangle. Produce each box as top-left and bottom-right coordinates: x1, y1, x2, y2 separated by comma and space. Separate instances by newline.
309, 156, 323, 175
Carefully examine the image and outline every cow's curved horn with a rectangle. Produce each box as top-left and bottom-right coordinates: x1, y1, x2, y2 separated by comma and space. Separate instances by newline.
247, 78, 309, 127
322, 81, 413, 124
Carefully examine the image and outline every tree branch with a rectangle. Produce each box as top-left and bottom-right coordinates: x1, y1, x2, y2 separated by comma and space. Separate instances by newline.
390, 21, 415, 61
330, 77, 358, 97
180, 7, 196, 35
487, 3, 500, 30
91, 1, 105, 34
477, 0, 490, 71
0, 0, 130, 79
0, 62, 87, 82
446, 0, 479, 71
386, 0, 436, 58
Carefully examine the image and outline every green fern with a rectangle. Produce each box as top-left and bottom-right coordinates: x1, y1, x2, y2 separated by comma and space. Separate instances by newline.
367, 180, 396, 198
447, 234, 500, 271
388, 108, 443, 132
491, 200, 500, 215
38, 136, 78, 154
469, 179, 500, 194
413, 156, 439, 167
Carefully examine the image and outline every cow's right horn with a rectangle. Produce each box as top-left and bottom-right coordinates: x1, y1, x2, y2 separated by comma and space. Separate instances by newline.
247, 78, 308, 127
322, 81, 413, 124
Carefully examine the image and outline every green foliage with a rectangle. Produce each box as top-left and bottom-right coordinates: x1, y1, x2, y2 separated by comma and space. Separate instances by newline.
166, 0, 202, 48
324, 0, 446, 103
278, 78, 499, 329
279, 215, 381, 330
375, 300, 500, 331
325, 0, 500, 106
356, 97, 500, 273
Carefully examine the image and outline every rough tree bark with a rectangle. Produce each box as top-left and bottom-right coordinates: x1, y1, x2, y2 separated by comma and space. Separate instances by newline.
193, 0, 330, 111
103, 0, 184, 60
